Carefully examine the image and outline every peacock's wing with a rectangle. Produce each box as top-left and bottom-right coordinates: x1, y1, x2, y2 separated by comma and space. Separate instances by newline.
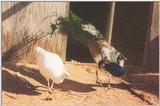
86, 41, 102, 63
87, 39, 120, 64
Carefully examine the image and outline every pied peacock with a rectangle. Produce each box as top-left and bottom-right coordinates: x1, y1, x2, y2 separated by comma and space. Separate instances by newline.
50, 12, 127, 87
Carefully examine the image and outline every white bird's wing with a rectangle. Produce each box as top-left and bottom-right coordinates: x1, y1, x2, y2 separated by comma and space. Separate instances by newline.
43, 51, 64, 77
36, 47, 66, 84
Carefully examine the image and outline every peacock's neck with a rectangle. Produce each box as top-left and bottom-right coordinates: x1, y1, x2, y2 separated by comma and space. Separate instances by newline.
118, 60, 124, 67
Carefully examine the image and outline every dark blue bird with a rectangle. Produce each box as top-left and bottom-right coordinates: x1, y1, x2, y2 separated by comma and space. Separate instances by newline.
96, 54, 126, 88
102, 62, 125, 77
98, 54, 126, 77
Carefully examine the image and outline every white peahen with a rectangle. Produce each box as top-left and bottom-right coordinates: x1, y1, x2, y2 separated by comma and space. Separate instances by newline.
36, 47, 69, 94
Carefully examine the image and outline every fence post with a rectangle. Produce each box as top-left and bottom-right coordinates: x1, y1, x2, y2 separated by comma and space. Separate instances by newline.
105, 2, 116, 45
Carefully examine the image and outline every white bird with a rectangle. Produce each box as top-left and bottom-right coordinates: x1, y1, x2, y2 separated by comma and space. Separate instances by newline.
36, 47, 69, 94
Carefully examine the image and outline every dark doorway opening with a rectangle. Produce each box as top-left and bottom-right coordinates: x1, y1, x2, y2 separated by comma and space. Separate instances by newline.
67, 2, 109, 62
112, 2, 152, 65
67, 2, 152, 65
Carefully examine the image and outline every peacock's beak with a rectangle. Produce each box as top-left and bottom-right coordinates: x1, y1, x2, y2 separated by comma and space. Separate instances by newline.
118, 54, 127, 61
122, 56, 127, 61
123, 55, 127, 61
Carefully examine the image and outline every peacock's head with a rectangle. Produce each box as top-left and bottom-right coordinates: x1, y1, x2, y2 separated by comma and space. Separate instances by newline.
117, 54, 127, 67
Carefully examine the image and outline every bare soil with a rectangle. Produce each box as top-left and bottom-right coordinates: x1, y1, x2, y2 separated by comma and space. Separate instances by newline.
2, 62, 159, 105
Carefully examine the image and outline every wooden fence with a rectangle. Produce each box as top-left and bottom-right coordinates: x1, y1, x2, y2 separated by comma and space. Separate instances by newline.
2, 2, 69, 63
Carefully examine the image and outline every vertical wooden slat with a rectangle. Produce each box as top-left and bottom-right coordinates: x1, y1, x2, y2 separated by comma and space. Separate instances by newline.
105, 2, 116, 44
143, 2, 159, 71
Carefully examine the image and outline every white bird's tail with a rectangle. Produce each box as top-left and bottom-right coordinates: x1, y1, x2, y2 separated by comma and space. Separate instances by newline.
36, 46, 48, 56
36, 46, 45, 53
36, 46, 47, 61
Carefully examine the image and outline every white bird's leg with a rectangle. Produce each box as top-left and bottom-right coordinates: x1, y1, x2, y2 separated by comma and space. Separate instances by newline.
50, 82, 54, 91
44, 79, 52, 101
47, 79, 51, 94
47, 79, 50, 90
47, 81, 54, 95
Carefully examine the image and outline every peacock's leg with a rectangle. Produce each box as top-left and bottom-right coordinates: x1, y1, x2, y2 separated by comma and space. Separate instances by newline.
96, 69, 99, 83
96, 69, 103, 86
107, 74, 111, 89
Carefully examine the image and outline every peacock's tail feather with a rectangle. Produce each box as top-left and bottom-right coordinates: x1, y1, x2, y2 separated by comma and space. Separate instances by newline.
52, 12, 127, 64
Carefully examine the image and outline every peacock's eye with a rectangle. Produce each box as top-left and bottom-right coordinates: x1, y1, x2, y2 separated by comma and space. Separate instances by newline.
117, 55, 123, 63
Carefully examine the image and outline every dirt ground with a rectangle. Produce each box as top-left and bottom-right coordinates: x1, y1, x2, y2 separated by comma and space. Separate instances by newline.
2, 62, 159, 105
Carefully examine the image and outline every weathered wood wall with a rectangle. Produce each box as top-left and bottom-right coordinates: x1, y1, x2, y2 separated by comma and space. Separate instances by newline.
143, 2, 159, 72
2, 2, 69, 63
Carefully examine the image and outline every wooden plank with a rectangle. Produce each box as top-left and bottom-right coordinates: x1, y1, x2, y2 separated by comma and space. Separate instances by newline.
2, 2, 69, 63
143, 2, 159, 71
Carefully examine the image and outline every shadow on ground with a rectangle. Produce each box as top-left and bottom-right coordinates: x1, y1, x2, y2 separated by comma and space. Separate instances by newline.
128, 74, 159, 97
2, 63, 130, 95
2, 63, 98, 95
2, 69, 41, 95
123, 65, 159, 97
2, 63, 159, 98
